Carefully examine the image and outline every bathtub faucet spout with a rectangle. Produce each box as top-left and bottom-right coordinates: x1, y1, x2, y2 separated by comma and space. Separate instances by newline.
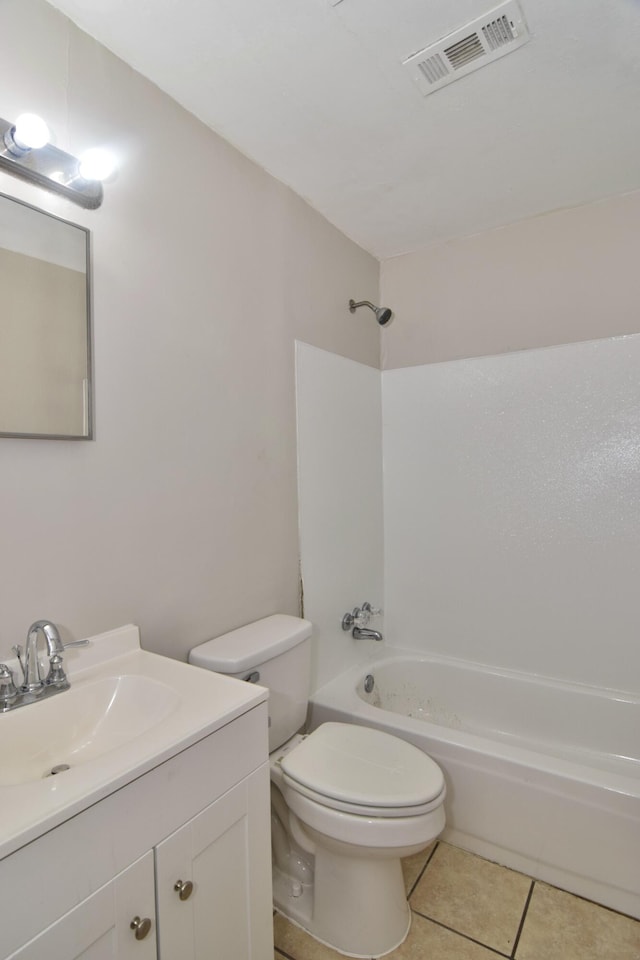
352, 626, 383, 642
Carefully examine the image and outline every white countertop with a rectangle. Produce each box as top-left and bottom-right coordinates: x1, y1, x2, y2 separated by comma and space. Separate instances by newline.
0, 624, 268, 859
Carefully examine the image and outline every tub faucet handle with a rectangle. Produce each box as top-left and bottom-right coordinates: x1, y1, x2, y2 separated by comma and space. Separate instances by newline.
342, 607, 364, 630
361, 603, 382, 618
341, 603, 382, 631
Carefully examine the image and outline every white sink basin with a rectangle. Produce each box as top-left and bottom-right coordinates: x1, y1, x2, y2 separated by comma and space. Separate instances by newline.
0, 624, 268, 859
0, 674, 180, 785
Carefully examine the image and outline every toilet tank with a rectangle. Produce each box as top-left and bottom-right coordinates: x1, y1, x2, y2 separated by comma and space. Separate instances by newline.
188, 614, 312, 753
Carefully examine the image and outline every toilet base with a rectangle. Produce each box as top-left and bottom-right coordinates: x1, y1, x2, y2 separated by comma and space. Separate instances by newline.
273, 864, 314, 931
273, 844, 414, 958
274, 907, 411, 960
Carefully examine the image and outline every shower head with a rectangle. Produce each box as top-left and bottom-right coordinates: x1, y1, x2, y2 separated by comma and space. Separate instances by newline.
349, 299, 393, 327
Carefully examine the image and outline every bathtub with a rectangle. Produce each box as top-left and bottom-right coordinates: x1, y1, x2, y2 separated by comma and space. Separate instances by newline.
309, 650, 640, 919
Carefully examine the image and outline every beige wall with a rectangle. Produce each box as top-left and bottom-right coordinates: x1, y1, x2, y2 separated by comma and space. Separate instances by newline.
381, 190, 640, 369
0, 0, 379, 660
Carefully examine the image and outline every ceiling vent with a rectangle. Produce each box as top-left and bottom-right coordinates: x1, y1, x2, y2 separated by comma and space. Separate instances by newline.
403, 1, 530, 96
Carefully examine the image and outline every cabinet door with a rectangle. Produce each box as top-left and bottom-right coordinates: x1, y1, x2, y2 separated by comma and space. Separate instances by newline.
8, 852, 157, 960
155, 765, 272, 960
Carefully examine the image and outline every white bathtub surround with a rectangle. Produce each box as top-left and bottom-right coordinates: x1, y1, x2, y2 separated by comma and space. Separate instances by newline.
297, 333, 640, 694
383, 332, 640, 693
309, 652, 640, 919
295, 342, 384, 691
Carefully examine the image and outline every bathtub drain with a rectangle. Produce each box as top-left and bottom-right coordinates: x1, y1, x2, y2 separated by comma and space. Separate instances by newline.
364, 674, 375, 694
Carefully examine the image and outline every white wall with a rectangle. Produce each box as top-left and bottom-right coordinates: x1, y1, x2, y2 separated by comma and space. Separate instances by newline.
381, 189, 640, 369
296, 343, 384, 692
0, 0, 379, 661
383, 334, 640, 692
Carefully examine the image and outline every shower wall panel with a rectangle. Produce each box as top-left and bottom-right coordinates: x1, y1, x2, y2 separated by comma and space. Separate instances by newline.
383, 333, 640, 691
296, 342, 384, 692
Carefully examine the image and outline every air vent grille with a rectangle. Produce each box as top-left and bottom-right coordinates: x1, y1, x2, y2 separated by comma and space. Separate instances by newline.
483, 15, 516, 50
445, 33, 485, 70
403, 0, 529, 96
417, 54, 448, 85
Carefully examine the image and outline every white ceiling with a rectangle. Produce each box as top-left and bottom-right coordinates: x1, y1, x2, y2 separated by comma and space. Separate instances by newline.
46, 0, 640, 259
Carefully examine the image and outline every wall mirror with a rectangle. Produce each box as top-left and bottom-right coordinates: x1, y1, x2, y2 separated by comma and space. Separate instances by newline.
0, 192, 92, 439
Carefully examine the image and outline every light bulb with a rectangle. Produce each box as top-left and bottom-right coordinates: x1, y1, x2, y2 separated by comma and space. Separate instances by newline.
78, 147, 116, 182
13, 113, 50, 150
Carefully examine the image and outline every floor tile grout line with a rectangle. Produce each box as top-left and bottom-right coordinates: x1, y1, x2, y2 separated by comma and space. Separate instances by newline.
407, 840, 440, 900
410, 907, 512, 959
537, 879, 640, 923
510, 880, 535, 958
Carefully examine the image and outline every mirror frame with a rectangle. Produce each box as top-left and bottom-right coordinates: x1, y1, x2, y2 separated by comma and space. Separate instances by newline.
0, 192, 93, 441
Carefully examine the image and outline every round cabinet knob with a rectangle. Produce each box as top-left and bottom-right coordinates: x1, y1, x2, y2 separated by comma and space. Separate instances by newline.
174, 879, 194, 901
130, 916, 152, 941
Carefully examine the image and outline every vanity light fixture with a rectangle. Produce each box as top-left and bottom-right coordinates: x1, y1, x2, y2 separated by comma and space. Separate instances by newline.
78, 147, 116, 183
0, 113, 114, 209
7, 113, 50, 152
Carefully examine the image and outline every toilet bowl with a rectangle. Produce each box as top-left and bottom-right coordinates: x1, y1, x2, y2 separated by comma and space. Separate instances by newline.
189, 615, 446, 959
270, 724, 445, 958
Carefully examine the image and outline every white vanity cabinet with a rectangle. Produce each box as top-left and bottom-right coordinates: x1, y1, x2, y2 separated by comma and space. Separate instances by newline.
7, 853, 157, 960
155, 774, 267, 959
1, 703, 273, 960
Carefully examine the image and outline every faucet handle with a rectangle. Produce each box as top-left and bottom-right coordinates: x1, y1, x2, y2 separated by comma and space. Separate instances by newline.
45, 654, 69, 690
361, 602, 382, 617
0, 664, 18, 707
342, 607, 362, 630
342, 603, 383, 631
342, 604, 380, 630
12, 645, 25, 684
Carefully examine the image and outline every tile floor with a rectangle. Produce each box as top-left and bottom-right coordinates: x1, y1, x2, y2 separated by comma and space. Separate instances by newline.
273, 841, 640, 960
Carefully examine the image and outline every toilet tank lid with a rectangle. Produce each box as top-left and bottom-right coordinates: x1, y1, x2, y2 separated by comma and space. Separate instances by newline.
189, 614, 312, 673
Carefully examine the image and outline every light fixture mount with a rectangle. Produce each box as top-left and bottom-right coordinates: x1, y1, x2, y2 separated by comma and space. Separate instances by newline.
0, 117, 103, 209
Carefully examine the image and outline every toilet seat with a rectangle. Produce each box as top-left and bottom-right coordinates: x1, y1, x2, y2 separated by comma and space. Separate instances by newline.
278, 722, 445, 818
281, 775, 445, 817
282, 778, 446, 849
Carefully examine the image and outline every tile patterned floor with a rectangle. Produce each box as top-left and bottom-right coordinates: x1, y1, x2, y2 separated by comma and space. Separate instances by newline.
274, 841, 640, 960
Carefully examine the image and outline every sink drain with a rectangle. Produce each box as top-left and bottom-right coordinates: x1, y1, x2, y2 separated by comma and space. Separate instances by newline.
45, 763, 71, 777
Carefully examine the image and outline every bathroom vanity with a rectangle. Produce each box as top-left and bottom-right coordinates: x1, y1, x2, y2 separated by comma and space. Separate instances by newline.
0, 626, 273, 960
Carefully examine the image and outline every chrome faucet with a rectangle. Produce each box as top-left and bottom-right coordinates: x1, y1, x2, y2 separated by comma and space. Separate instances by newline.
352, 625, 383, 641
341, 602, 384, 641
19, 620, 67, 693
0, 619, 75, 713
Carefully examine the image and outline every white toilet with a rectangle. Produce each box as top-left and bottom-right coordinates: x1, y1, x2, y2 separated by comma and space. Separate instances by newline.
189, 614, 446, 959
